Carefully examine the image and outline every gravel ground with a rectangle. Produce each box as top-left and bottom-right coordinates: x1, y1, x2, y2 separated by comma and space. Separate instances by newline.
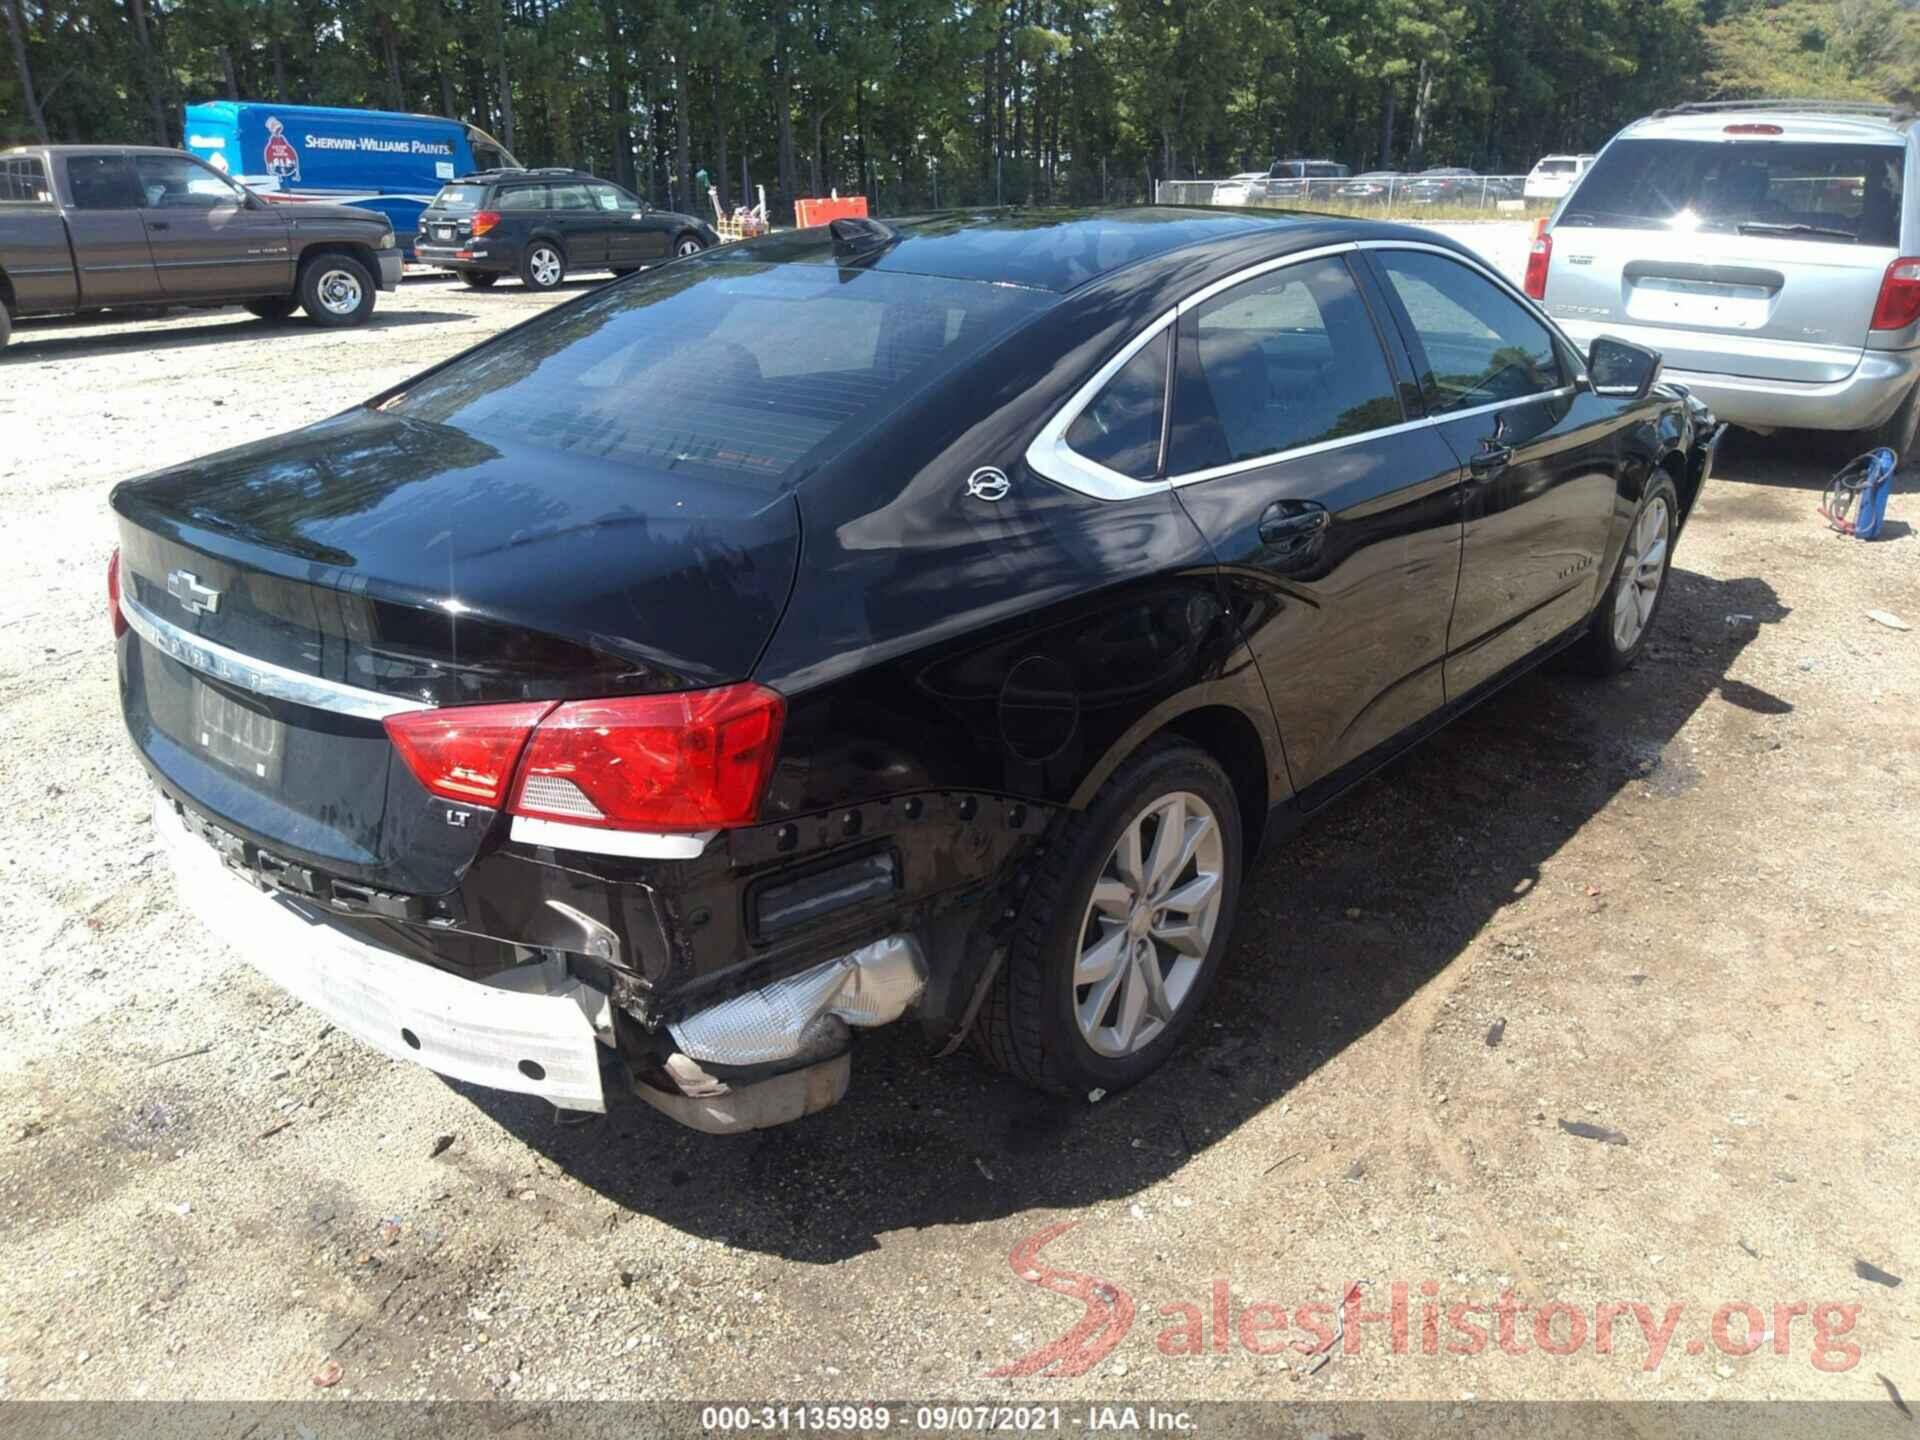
1, 269, 1917, 1421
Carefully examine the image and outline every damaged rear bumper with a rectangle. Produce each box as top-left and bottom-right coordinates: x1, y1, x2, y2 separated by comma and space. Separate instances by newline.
159, 790, 934, 1129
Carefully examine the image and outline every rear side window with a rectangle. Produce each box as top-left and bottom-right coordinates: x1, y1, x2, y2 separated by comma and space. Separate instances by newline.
390, 262, 1053, 487
1373, 250, 1563, 413
1168, 256, 1403, 474
496, 185, 546, 211
64, 154, 143, 210
434, 185, 487, 212
0, 156, 50, 203
1564, 138, 1905, 247
550, 182, 595, 211
1065, 331, 1169, 482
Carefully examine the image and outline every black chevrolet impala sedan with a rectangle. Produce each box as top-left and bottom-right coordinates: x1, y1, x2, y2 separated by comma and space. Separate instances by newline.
109, 208, 1721, 1132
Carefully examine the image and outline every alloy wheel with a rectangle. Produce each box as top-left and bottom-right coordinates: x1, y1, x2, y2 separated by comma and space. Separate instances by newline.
1073, 790, 1224, 1058
315, 268, 364, 316
676, 237, 704, 257
529, 248, 562, 286
1612, 496, 1670, 651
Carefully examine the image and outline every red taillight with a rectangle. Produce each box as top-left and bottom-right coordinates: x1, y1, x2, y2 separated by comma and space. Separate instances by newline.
384, 700, 555, 807
469, 210, 501, 237
107, 547, 127, 639
1870, 257, 1920, 332
1524, 229, 1552, 301
1724, 123, 1783, 136
510, 684, 786, 832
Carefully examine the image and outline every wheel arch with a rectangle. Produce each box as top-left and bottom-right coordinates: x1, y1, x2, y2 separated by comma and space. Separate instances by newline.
296, 241, 379, 279
1067, 690, 1287, 864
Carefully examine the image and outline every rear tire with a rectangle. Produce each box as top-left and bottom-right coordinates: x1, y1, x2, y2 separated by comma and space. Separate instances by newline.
0, 305, 11, 351
243, 296, 299, 322
298, 255, 376, 328
1847, 382, 1919, 465
974, 741, 1243, 1098
609, 267, 638, 278
519, 242, 566, 290
460, 272, 501, 289
672, 232, 706, 258
1570, 474, 1680, 676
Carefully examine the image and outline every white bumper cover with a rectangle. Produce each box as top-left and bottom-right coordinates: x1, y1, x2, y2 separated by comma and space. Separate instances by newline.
156, 796, 607, 1111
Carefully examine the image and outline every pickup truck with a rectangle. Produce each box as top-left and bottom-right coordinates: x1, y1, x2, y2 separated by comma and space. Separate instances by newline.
0, 144, 403, 350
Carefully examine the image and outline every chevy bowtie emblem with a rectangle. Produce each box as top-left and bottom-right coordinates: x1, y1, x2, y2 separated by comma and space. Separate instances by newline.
966, 467, 1012, 503
167, 569, 222, 616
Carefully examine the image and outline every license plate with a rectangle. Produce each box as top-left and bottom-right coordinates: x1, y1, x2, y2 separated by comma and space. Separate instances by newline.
435, 225, 454, 240
194, 683, 284, 783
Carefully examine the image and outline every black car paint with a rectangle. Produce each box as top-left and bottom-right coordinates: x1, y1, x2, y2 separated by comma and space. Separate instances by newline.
111, 207, 1710, 1072
411, 170, 717, 278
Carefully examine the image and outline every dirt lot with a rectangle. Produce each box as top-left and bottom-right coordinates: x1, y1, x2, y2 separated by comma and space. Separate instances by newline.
1, 270, 1917, 1421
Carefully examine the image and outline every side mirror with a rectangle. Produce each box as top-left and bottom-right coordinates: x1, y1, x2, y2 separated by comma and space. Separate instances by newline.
1587, 336, 1663, 399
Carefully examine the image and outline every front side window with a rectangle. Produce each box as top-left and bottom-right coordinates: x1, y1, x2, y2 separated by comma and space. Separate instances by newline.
591, 184, 629, 212
1167, 255, 1403, 474
1373, 250, 1563, 414
1064, 330, 1169, 482
63, 154, 143, 210
132, 153, 245, 209
390, 261, 1053, 488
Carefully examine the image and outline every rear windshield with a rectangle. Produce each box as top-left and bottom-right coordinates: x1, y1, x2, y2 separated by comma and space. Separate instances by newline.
1562, 138, 1905, 246
0, 156, 51, 203
432, 185, 488, 212
388, 260, 1053, 487
1537, 159, 1579, 174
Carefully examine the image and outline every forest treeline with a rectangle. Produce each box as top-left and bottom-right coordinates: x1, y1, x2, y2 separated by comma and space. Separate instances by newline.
5, 0, 1918, 217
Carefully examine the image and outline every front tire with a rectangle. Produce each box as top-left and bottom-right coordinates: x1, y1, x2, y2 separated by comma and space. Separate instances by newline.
298, 255, 376, 327
519, 242, 566, 290
0, 305, 10, 351
460, 272, 501, 290
975, 742, 1242, 1097
1572, 475, 1679, 675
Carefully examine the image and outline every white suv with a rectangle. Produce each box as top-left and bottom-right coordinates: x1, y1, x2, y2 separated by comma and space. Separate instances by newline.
1524, 153, 1594, 201
1526, 101, 1920, 455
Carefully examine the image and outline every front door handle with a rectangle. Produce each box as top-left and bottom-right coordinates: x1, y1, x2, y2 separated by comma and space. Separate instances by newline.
147, 220, 170, 231
1257, 500, 1330, 549
1469, 443, 1513, 477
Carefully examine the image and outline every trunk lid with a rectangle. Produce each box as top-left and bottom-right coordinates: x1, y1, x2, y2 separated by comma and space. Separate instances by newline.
113, 407, 799, 892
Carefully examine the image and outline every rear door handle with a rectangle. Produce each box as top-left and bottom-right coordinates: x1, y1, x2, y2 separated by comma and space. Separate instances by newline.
147, 221, 170, 231
1257, 501, 1330, 546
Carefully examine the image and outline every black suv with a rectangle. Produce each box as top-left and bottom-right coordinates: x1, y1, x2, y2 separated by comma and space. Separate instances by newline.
414, 168, 719, 291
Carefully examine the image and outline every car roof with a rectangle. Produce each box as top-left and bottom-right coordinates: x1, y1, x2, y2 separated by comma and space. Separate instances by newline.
714, 206, 1467, 295
1627, 101, 1917, 144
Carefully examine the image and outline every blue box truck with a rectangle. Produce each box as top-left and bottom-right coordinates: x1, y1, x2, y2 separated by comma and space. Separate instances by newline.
182, 101, 520, 257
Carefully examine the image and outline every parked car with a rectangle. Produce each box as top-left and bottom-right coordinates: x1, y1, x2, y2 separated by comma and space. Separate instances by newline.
1260, 158, 1351, 200
1524, 153, 1595, 201
183, 100, 519, 258
1532, 100, 1920, 455
0, 144, 400, 349
414, 168, 720, 290
1209, 172, 1268, 206
110, 208, 1720, 1133
1336, 171, 1403, 200
1404, 167, 1480, 203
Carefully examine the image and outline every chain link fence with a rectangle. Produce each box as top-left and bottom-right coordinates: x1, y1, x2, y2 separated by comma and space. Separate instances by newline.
1158, 175, 1544, 217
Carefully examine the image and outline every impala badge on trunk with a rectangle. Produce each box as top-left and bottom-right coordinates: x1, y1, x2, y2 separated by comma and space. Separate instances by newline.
167, 570, 222, 616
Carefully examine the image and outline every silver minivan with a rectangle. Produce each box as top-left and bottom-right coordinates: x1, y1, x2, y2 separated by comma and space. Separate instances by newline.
1528, 101, 1919, 454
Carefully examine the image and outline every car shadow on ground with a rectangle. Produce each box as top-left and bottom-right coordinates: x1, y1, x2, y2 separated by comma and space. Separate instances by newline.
461, 565, 1787, 1265
6, 308, 472, 362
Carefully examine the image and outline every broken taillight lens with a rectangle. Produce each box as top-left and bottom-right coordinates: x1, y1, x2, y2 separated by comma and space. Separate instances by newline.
510, 684, 786, 832
384, 700, 555, 807
469, 210, 501, 237
107, 547, 127, 639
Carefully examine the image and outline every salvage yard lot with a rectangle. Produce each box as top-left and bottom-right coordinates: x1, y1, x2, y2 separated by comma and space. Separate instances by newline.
1, 270, 1916, 1411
